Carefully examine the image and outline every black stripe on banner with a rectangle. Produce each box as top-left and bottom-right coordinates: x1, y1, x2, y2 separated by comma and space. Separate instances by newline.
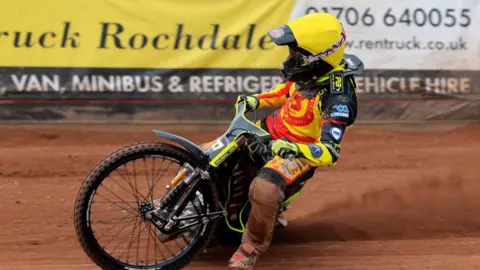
0, 67, 478, 100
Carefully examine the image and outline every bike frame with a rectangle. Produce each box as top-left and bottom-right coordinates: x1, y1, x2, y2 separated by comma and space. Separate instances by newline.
151, 100, 300, 234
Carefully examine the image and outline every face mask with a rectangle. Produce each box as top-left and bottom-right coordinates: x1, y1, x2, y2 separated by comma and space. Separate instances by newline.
281, 47, 333, 83
281, 49, 312, 82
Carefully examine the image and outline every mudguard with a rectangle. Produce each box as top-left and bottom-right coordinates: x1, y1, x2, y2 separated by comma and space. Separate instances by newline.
153, 130, 207, 162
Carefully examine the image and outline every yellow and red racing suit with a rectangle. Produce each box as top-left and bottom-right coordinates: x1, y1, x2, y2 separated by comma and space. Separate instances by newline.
255, 70, 358, 172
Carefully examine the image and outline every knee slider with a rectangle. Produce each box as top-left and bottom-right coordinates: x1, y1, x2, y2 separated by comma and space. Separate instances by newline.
249, 177, 285, 207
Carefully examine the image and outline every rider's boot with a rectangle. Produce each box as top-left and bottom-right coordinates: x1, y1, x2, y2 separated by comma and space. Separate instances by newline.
228, 242, 260, 270
228, 176, 285, 269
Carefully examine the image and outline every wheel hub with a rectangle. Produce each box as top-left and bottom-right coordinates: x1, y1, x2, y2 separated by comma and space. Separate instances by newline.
139, 201, 155, 220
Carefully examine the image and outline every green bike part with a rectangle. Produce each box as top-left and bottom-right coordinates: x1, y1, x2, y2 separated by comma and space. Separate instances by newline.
224, 185, 302, 233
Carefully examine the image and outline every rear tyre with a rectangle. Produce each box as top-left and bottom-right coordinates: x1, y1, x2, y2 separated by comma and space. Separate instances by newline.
74, 142, 219, 270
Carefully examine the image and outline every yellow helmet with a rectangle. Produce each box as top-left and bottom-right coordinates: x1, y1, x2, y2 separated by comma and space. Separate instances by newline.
268, 13, 346, 83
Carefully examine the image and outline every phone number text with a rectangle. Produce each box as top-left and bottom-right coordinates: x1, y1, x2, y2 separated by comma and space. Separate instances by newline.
305, 7, 471, 28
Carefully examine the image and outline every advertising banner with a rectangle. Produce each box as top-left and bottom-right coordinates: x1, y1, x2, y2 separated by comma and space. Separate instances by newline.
0, 0, 292, 99
289, 0, 480, 100
0, 0, 478, 102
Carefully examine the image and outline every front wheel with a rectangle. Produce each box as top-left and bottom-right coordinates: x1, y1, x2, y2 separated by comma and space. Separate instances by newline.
74, 142, 219, 270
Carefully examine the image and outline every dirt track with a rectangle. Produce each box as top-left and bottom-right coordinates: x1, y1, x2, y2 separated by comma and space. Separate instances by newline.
1, 123, 480, 269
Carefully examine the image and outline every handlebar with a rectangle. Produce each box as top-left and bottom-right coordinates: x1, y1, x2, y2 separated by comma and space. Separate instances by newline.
235, 99, 298, 162
247, 135, 298, 164
286, 153, 296, 161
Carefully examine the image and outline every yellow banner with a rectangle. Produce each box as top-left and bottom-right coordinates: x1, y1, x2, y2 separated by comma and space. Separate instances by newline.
1, 0, 295, 68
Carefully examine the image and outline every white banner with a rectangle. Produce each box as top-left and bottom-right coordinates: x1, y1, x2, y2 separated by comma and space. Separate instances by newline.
289, 0, 480, 70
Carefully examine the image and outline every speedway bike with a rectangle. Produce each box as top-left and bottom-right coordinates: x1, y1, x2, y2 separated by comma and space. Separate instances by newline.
74, 100, 304, 269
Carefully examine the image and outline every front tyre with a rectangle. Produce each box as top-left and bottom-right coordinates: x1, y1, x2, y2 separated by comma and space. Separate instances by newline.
74, 142, 219, 270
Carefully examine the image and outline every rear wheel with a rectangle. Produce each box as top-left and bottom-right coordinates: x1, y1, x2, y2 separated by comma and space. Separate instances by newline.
74, 142, 219, 270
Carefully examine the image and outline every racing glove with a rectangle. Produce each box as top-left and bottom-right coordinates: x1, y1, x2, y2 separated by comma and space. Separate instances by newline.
236, 95, 259, 112
271, 140, 300, 159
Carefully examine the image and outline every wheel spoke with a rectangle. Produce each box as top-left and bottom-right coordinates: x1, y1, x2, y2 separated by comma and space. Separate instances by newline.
80, 146, 209, 268
143, 157, 152, 203
146, 160, 172, 201
95, 214, 137, 242
146, 221, 151, 265
151, 158, 156, 201
145, 223, 167, 261
121, 163, 148, 204
133, 160, 140, 208
94, 193, 137, 215
112, 167, 146, 202
105, 174, 144, 204
119, 216, 140, 262
102, 214, 139, 250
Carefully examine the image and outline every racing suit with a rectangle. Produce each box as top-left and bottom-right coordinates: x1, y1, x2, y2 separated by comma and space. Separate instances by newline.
238, 61, 359, 255
198, 57, 360, 266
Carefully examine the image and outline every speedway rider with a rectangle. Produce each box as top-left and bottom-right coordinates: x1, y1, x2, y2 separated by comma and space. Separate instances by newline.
200, 13, 363, 269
